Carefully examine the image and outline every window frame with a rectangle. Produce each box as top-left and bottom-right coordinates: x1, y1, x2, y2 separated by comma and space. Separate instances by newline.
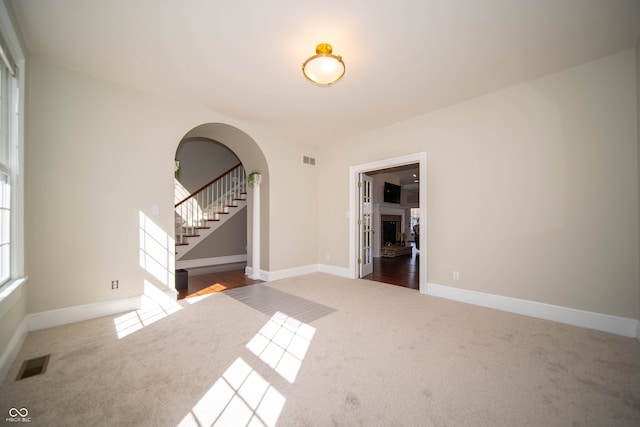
0, 1, 26, 311
0, 62, 16, 287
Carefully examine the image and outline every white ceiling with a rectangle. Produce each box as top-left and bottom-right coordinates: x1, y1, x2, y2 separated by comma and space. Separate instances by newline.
9, 0, 640, 146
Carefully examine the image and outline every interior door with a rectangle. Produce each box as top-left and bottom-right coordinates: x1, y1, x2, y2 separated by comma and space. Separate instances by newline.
359, 174, 374, 277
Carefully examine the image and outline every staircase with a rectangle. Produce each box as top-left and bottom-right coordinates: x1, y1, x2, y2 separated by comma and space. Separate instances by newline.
175, 163, 247, 260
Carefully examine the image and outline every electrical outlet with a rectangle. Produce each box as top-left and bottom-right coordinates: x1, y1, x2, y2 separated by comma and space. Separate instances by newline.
111, 280, 119, 289
453, 271, 460, 281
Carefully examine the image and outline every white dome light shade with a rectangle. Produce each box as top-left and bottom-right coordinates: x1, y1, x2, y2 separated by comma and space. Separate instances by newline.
302, 43, 345, 86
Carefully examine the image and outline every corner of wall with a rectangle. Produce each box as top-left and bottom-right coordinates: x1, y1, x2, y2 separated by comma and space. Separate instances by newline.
0, 316, 27, 383
0, 279, 29, 382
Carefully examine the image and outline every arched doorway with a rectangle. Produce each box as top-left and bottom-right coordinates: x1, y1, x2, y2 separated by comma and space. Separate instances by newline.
174, 123, 269, 291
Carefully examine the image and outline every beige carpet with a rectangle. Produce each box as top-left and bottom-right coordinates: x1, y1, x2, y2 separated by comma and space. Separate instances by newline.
1, 273, 640, 426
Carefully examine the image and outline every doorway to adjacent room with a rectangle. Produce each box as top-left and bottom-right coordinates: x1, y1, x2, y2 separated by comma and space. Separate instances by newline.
350, 152, 427, 294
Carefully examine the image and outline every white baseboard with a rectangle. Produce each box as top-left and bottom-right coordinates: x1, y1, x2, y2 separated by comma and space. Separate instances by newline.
318, 264, 351, 278
163, 287, 178, 300
184, 263, 247, 277
245, 264, 320, 282
27, 295, 142, 331
427, 282, 638, 338
0, 316, 28, 382
265, 264, 320, 281
244, 266, 266, 281
244, 264, 352, 282
176, 254, 247, 271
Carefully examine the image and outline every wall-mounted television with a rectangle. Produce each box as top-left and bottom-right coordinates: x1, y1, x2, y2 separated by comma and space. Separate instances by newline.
384, 182, 401, 204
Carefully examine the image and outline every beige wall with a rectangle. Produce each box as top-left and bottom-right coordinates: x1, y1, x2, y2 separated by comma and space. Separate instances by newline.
180, 208, 247, 260
175, 139, 240, 195
25, 57, 319, 313
20, 48, 639, 321
318, 49, 639, 319
266, 142, 318, 271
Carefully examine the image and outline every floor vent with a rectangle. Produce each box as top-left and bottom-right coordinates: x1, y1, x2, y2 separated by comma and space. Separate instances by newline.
16, 355, 50, 381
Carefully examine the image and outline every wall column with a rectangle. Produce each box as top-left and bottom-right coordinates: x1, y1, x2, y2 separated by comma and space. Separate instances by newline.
250, 174, 261, 279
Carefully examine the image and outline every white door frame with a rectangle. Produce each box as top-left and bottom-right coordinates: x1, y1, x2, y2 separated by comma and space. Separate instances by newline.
348, 152, 427, 294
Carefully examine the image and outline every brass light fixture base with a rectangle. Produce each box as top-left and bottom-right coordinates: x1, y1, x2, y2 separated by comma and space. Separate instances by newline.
302, 43, 345, 86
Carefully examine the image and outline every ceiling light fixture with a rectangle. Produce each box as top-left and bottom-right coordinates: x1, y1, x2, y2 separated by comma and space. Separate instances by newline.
302, 43, 345, 86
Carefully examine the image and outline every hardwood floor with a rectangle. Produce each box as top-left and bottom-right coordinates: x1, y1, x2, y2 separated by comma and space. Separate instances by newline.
177, 245, 419, 300
363, 244, 419, 290
177, 268, 263, 300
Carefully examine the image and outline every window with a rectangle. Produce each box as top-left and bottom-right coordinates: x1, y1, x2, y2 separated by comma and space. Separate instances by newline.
0, 58, 13, 285
0, 8, 23, 289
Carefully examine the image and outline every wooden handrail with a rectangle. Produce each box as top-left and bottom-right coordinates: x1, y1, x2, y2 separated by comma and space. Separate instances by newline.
175, 162, 243, 207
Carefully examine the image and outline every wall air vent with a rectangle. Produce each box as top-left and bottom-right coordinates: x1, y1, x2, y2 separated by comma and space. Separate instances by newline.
303, 156, 316, 166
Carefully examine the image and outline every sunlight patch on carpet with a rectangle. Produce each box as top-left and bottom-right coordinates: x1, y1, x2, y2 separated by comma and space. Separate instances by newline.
113, 280, 182, 339
179, 310, 317, 425
179, 285, 322, 427
178, 357, 285, 427
247, 311, 316, 383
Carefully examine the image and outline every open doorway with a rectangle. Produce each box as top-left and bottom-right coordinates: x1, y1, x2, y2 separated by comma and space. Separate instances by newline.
173, 139, 250, 298
361, 165, 420, 289
172, 122, 270, 297
349, 153, 427, 294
